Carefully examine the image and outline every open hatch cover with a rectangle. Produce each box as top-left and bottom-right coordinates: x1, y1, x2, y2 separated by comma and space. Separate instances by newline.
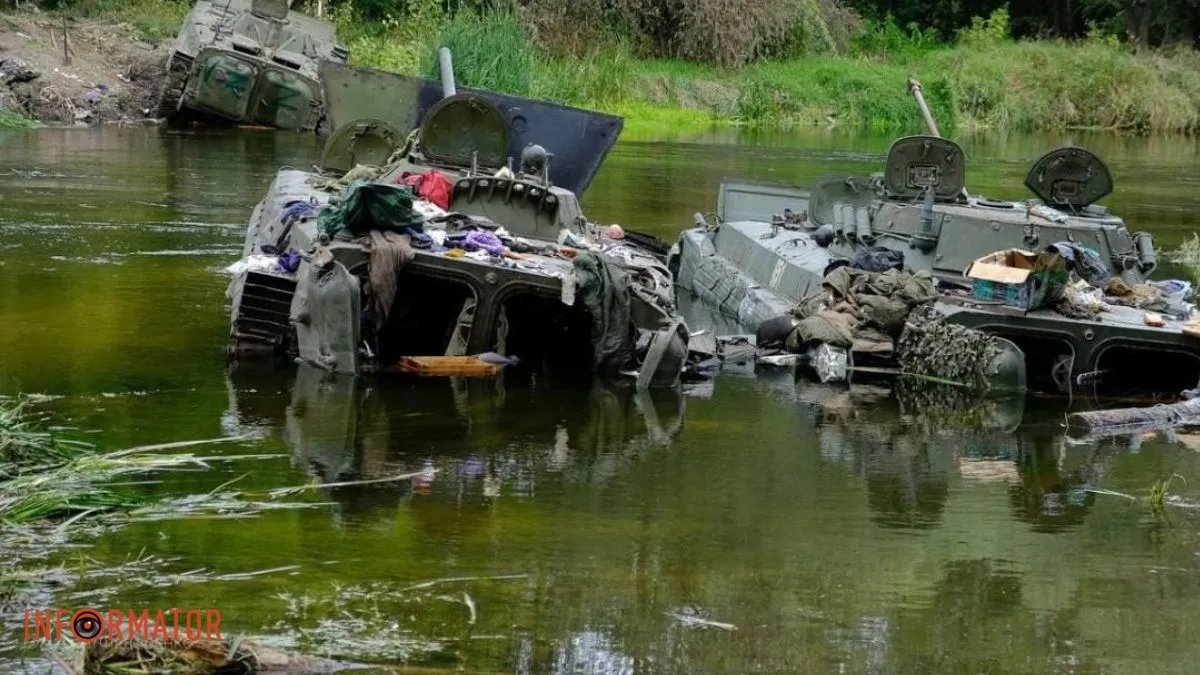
1024, 146, 1112, 209
318, 61, 623, 195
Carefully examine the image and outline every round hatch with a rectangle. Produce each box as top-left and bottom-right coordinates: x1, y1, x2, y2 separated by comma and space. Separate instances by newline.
319, 117, 406, 175
883, 135, 966, 201
419, 93, 510, 169
1024, 146, 1112, 209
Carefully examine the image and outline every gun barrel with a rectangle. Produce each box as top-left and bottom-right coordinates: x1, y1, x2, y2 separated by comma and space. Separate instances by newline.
439, 47, 457, 98
907, 77, 940, 138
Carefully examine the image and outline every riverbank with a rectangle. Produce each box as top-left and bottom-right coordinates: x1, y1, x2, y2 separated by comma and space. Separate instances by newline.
2, 2, 1199, 136
0, 11, 167, 126
343, 9, 1200, 135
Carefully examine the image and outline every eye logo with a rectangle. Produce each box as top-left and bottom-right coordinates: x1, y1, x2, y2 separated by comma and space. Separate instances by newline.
70, 609, 103, 642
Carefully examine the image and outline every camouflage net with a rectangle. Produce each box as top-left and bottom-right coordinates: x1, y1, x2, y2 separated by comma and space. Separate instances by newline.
896, 305, 1002, 389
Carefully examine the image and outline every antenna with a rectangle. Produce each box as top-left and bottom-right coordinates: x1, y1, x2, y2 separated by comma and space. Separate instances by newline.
211, 0, 235, 46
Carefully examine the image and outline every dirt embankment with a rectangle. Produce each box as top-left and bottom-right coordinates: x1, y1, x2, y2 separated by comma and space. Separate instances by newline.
0, 13, 168, 125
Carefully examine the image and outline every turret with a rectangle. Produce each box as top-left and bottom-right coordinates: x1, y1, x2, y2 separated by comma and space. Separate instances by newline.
250, 0, 291, 20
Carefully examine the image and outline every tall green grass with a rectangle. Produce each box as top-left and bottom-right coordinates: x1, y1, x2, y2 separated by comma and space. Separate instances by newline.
418, 10, 636, 108
63, 0, 190, 41
333, 5, 1200, 134
421, 9, 538, 95
936, 40, 1200, 133
332, 1, 442, 74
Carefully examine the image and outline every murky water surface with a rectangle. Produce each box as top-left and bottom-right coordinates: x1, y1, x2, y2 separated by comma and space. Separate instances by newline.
2, 126, 1200, 673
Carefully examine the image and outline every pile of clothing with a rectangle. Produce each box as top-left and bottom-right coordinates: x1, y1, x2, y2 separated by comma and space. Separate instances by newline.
316, 181, 425, 240
1051, 271, 1194, 322
1028, 241, 1195, 322
784, 266, 938, 357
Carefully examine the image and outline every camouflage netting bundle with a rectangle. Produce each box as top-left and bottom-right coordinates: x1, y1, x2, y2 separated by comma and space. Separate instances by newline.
897, 305, 1003, 388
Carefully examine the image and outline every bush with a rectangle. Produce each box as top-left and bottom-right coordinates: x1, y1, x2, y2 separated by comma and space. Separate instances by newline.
333, 0, 442, 74
853, 14, 942, 59
956, 6, 1011, 48
935, 40, 1200, 132
517, 0, 860, 67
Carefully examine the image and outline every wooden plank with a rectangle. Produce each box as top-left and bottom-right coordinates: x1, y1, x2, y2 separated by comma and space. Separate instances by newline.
397, 356, 498, 377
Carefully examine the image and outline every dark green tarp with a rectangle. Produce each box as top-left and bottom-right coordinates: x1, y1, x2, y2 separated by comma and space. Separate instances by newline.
317, 181, 425, 238
573, 251, 636, 372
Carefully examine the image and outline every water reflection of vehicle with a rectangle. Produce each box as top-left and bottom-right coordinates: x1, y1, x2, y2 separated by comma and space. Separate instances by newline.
790, 378, 1111, 532
223, 363, 685, 514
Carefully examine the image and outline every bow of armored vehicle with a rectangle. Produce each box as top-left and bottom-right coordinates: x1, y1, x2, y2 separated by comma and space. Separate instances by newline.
225, 62, 689, 388
157, 0, 349, 130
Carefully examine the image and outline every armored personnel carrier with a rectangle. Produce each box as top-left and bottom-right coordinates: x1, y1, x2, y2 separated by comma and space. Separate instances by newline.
674, 80, 1200, 396
156, 0, 349, 130
225, 58, 688, 388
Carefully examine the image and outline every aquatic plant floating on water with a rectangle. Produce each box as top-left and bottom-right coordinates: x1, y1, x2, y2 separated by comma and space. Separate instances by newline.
52, 635, 345, 675
0, 401, 319, 527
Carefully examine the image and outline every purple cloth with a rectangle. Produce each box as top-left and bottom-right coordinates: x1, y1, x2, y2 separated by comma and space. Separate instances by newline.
463, 231, 504, 257
281, 200, 318, 223
277, 250, 302, 274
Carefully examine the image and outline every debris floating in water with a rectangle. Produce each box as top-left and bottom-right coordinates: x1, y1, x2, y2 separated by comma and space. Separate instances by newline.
53, 636, 346, 675
665, 609, 738, 631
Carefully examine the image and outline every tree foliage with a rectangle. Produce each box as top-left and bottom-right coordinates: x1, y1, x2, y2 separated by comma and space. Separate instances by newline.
38, 0, 1200, 52
842, 0, 1200, 47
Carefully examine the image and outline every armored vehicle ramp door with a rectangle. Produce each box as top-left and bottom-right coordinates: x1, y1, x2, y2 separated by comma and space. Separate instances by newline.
718, 179, 810, 223
318, 61, 623, 196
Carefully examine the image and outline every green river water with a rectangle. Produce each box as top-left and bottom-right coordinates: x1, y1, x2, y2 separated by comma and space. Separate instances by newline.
2, 126, 1200, 673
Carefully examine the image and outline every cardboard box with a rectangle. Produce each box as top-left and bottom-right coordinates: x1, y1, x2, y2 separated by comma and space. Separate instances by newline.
965, 248, 1066, 311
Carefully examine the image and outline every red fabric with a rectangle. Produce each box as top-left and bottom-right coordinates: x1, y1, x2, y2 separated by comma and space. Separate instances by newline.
396, 170, 453, 210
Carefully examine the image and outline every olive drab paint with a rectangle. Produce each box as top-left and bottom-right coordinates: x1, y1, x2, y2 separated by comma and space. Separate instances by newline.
156, 0, 349, 130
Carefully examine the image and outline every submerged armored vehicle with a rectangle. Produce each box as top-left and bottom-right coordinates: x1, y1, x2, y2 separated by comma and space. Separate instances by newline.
157, 0, 349, 130
675, 79, 1200, 396
225, 57, 688, 387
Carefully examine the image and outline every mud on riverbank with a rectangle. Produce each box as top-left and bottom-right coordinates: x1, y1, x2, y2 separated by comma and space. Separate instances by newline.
0, 13, 166, 125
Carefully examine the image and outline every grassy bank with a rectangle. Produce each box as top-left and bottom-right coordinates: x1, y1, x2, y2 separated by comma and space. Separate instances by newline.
336, 9, 1200, 135
76, 1, 1200, 135
0, 108, 37, 129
